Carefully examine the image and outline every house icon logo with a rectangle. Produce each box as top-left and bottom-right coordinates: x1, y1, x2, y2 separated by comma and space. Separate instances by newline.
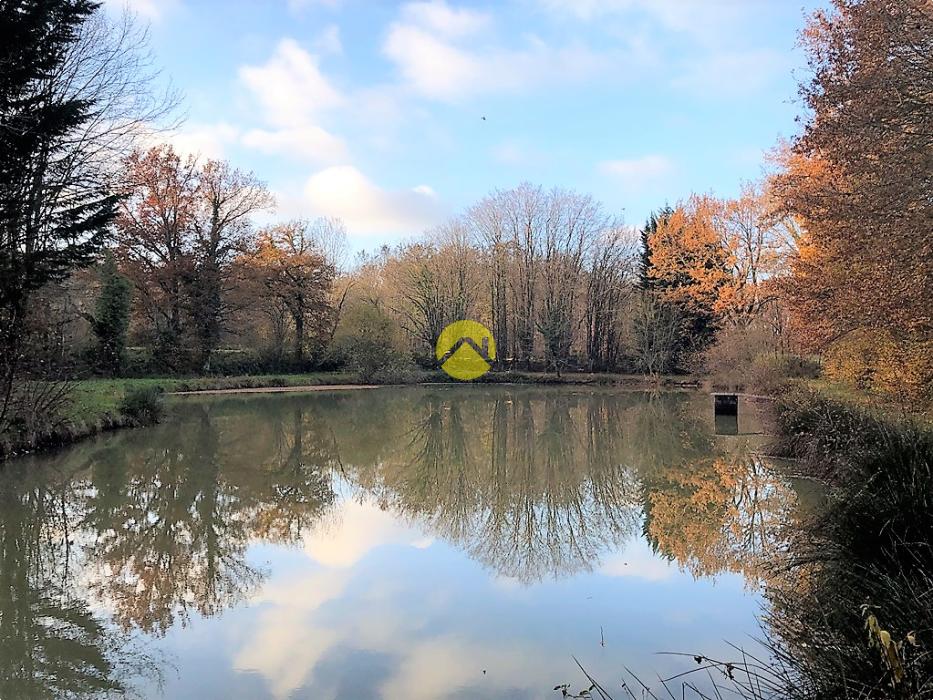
435, 320, 496, 381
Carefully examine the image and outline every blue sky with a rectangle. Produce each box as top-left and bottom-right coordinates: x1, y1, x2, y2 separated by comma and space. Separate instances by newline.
107, 0, 827, 250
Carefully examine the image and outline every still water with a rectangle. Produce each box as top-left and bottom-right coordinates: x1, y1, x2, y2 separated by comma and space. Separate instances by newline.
0, 386, 808, 699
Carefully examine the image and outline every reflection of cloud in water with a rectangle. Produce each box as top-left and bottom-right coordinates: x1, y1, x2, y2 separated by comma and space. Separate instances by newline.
599, 537, 677, 582
303, 497, 434, 568
234, 568, 348, 698
231, 495, 561, 699
0, 387, 791, 698
233, 564, 554, 700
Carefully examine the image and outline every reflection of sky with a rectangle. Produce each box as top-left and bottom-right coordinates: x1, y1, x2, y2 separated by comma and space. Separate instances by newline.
143, 485, 763, 700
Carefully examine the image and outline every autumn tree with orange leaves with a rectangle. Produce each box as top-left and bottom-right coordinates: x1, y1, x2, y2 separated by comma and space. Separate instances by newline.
115, 146, 199, 361
115, 145, 271, 368
773, 0, 933, 401
645, 194, 729, 357
238, 220, 339, 363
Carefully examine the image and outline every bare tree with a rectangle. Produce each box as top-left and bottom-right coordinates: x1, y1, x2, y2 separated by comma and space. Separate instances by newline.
190, 159, 272, 367
467, 195, 511, 364
630, 291, 682, 378
585, 226, 636, 371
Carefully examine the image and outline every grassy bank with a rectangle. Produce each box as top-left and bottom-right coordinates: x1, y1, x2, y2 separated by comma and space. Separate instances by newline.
1, 370, 700, 459
759, 389, 933, 698
581, 388, 933, 698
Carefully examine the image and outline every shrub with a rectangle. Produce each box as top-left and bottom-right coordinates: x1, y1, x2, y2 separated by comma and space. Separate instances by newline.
765, 389, 933, 698
0, 379, 72, 453
328, 297, 417, 383
748, 352, 820, 392
119, 385, 164, 425
824, 330, 933, 407
704, 318, 818, 393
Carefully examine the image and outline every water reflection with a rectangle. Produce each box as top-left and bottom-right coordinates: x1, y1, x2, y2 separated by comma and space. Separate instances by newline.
0, 464, 156, 698
0, 386, 803, 698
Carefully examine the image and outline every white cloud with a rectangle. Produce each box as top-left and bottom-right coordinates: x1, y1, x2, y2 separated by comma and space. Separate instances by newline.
239, 38, 344, 128
399, 0, 491, 38
383, 24, 480, 101
104, 0, 181, 22
153, 122, 239, 160
242, 126, 347, 164
313, 24, 343, 55
600, 154, 674, 183
237, 39, 352, 165
300, 165, 444, 237
383, 2, 619, 102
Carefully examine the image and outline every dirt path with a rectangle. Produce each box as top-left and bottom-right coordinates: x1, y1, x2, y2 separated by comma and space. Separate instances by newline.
170, 384, 381, 396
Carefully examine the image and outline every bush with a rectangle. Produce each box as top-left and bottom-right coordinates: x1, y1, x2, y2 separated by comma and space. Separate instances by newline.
704, 319, 818, 393
119, 385, 164, 425
765, 388, 933, 698
824, 330, 933, 407
0, 379, 73, 453
748, 352, 820, 392
328, 297, 418, 383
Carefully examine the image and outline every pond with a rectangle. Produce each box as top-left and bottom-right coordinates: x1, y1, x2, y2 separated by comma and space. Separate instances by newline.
0, 385, 814, 699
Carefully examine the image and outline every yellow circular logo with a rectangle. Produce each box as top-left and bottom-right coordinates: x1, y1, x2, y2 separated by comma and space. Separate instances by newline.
435, 320, 496, 381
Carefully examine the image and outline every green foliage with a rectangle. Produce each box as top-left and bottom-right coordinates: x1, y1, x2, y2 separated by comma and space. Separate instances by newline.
0, 0, 117, 412
638, 206, 672, 291
329, 302, 417, 383
119, 385, 164, 425
91, 252, 132, 375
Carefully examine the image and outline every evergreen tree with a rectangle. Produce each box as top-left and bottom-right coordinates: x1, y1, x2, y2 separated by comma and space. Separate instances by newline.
91, 252, 131, 375
638, 206, 673, 290
0, 0, 118, 418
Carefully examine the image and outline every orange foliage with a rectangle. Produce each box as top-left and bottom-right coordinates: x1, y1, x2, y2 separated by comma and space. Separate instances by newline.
773, 1, 932, 402
647, 456, 796, 583
648, 194, 729, 317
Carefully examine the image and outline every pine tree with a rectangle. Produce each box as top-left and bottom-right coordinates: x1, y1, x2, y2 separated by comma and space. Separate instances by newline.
638, 206, 673, 290
0, 0, 118, 418
91, 252, 131, 375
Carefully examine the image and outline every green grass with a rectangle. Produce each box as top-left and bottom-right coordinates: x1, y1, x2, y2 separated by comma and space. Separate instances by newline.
65, 372, 361, 423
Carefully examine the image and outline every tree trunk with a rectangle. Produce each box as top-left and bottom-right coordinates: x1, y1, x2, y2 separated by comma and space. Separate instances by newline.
293, 311, 304, 364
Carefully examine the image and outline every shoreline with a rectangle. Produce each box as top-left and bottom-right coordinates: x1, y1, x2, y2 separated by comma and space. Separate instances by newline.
170, 383, 382, 395
1, 371, 705, 460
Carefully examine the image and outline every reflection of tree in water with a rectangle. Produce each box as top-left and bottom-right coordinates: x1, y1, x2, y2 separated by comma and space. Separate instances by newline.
333, 389, 705, 583
0, 396, 339, 663
79, 400, 338, 634
82, 406, 262, 634
0, 387, 806, 696
643, 450, 797, 582
0, 466, 157, 699
322, 387, 798, 586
